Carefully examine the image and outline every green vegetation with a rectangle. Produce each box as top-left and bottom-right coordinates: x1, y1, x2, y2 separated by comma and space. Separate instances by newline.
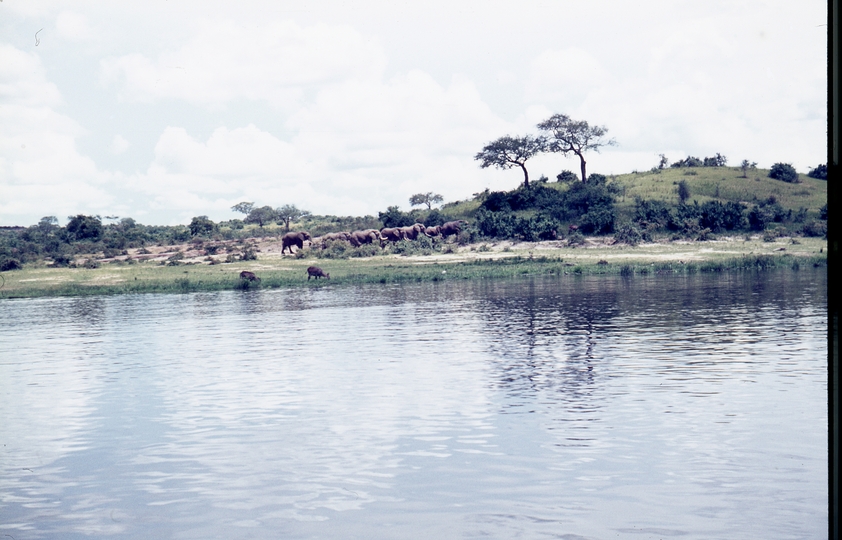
0, 236, 826, 299
768, 162, 800, 183
0, 139, 827, 300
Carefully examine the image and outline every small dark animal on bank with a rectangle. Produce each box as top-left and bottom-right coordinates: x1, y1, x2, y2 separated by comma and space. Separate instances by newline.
239, 270, 260, 282
307, 266, 330, 280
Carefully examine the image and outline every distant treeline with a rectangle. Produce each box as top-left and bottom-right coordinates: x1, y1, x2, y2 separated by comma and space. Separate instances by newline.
0, 159, 828, 271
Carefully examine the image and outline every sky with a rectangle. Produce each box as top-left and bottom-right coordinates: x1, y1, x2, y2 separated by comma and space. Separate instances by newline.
0, 0, 828, 226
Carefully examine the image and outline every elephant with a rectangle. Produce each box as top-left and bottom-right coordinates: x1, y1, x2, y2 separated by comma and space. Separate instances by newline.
348, 229, 381, 247
379, 227, 404, 243
423, 225, 441, 237
307, 266, 329, 280
281, 231, 311, 254
399, 223, 426, 240
439, 220, 467, 238
319, 231, 351, 248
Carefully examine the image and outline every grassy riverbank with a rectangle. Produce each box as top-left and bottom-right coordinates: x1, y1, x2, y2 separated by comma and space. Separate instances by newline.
0, 235, 827, 299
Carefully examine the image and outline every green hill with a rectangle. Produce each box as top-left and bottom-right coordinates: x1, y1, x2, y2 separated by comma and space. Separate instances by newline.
611, 166, 826, 220
437, 166, 826, 223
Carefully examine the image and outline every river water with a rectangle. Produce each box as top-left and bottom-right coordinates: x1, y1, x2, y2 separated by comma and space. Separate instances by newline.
0, 269, 827, 539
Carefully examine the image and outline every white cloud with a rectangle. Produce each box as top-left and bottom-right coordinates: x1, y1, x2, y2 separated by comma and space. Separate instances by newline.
56, 11, 93, 41
517, 6, 826, 173
110, 134, 130, 154
100, 19, 387, 110
126, 71, 513, 223
524, 48, 612, 107
0, 1, 827, 225
0, 44, 117, 223
0, 45, 63, 108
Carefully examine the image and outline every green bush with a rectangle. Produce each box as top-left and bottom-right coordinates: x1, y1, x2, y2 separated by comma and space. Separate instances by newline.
579, 207, 615, 234
769, 162, 799, 183
698, 201, 747, 232
241, 245, 258, 261
556, 170, 578, 183
677, 180, 691, 203
0, 258, 22, 271
475, 208, 517, 238
671, 156, 703, 168
350, 243, 382, 258
378, 206, 414, 228
613, 223, 644, 245
51, 254, 72, 267
703, 153, 728, 167
423, 209, 446, 227
314, 240, 351, 259
807, 164, 827, 180
634, 199, 674, 229
802, 221, 828, 238
568, 232, 586, 245
514, 214, 561, 241
748, 198, 790, 231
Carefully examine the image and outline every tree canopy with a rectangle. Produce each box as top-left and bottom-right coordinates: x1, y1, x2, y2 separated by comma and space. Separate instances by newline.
231, 202, 255, 216
66, 214, 103, 241
244, 206, 278, 228
409, 192, 444, 210
474, 135, 546, 188
189, 215, 217, 237
275, 204, 310, 232
536, 114, 615, 182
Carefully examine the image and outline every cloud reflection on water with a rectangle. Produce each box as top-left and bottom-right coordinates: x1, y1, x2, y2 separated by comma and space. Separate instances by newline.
0, 269, 827, 539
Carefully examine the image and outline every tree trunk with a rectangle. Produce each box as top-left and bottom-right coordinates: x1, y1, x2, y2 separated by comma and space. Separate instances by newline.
520, 163, 530, 188
578, 153, 587, 182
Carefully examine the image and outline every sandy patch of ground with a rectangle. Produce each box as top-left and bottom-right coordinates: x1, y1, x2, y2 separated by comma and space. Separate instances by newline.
70, 233, 824, 269
18, 276, 72, 282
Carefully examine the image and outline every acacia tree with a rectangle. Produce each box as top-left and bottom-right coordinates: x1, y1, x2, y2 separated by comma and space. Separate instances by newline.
231, 201, 255, 216
474, 135, 546, 188
409, 192, 444, 210
275, 204, 310, 232
536, 114, 615, 182
245, 206, 278, 228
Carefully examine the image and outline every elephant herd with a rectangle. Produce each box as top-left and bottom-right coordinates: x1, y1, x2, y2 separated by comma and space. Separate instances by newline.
280, 220, 467, 254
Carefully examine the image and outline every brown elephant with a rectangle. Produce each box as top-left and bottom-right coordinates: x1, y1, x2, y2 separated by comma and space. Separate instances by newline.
379, 227, 404, 243
281, 231, 311, 254
348, 229, 381, 247
439, 220, 467, 238
423, 225, 441, 237
399, 223, 426, 240
319, 232, 351, 248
